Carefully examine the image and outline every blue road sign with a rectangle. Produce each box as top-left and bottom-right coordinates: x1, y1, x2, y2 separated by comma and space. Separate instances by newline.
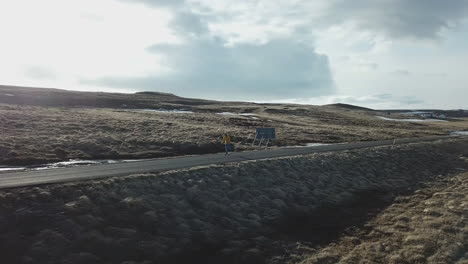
256, 128, 276, 139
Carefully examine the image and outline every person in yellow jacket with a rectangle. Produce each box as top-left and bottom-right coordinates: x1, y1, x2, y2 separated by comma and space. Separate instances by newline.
222, 134, 232, 155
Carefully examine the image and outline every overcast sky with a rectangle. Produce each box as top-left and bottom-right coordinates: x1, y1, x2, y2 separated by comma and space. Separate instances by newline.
1, 0, 467, 109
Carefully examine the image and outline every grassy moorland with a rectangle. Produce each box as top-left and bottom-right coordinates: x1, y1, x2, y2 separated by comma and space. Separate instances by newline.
295, 171, 468, 264
1, 85, 467, 165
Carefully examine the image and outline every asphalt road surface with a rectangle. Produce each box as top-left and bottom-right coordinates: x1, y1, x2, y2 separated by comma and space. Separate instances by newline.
0, 135, 462, 189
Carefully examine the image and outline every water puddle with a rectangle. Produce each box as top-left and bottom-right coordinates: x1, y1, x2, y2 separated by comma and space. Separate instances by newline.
216, 112, 256, 116
32, 159, 115, 170
0, 159, 142, 173
282, 143, 331, 148
451, 131, 468, 136
376, 116, 448, 122
305, 143, 330, 147
0, 167, 26, 172
216, 112, 260, 120
129, 109, 194, 114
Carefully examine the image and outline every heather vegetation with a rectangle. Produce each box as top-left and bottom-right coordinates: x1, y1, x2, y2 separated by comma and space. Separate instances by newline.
297, 171, 468, 264
0, 139, 466, 264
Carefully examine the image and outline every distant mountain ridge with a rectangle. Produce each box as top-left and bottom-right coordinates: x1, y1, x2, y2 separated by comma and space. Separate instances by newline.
325, 103, 375, 111
0, 85, 217, 109
1, 85, 466, 117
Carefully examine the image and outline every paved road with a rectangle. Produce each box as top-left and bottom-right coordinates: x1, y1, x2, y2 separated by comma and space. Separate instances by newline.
0, 135, 462, 189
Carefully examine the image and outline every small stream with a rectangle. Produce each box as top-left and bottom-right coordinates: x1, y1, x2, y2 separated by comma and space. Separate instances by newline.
0, 159, 141, 173
451, 131, 468, 136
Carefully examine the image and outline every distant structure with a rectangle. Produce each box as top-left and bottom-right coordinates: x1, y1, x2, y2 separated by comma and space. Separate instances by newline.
418, 112, 434, 118
404, 111, 446, 119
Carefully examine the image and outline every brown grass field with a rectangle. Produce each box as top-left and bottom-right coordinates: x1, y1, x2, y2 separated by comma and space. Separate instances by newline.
1, 85, 467, 166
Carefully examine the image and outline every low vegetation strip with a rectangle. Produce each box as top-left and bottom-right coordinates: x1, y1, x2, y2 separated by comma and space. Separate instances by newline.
0, 139, 467, 264
298, 171, 468, 264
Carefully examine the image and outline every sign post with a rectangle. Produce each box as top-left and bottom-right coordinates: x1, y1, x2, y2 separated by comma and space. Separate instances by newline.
252, 128, 276, 148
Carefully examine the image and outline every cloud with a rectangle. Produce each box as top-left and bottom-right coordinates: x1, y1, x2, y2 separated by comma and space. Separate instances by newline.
314, 1, 466, 40
84, 36, 335, 100
424, 73, 448, 77
169, 10, 209, 36
21, 0, 466, 108
356, 62, 378, 71
391, 70, 411, 76
118, 0, 185, 8
0, 0, 176, 92
24, 67, 56, 80
274, 93, 426, 109
86, 0, 468, 100
81, 5, 336, 100
193, 0, 468, 41
331, 94, 424, 106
